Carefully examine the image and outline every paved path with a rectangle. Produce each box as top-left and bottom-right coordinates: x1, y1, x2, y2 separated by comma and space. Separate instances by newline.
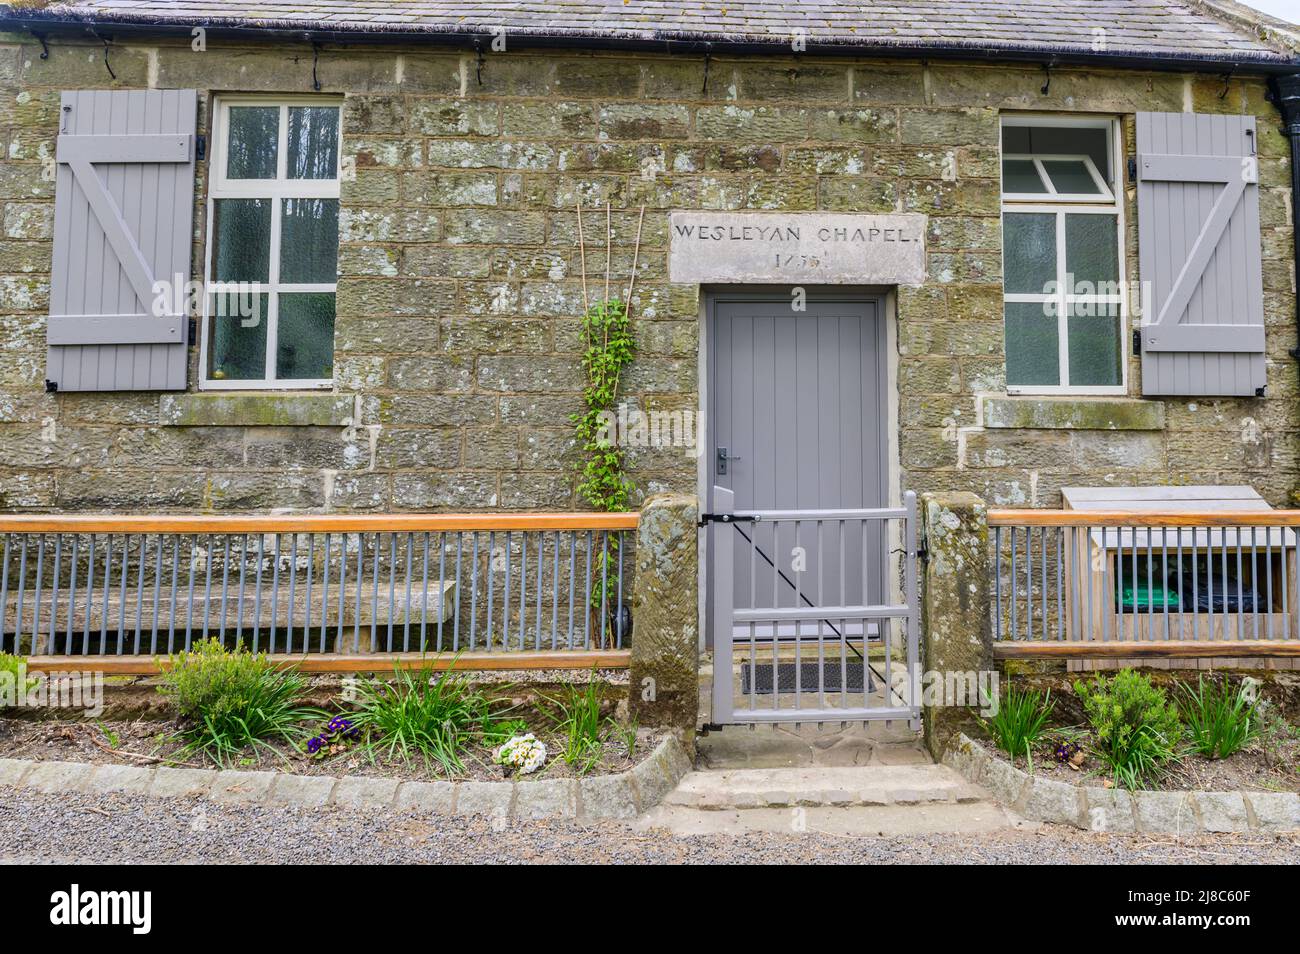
1, 788, 1295, 864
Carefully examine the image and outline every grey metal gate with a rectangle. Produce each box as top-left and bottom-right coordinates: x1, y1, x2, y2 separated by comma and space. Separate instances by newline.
709, 485, 921, 727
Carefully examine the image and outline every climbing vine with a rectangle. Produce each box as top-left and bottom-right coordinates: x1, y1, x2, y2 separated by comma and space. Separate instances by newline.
574, 298, 635, 512
571, 202, 644, 514
571, 203, 644, 642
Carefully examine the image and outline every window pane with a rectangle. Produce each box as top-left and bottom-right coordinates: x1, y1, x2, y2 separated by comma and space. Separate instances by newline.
1005, 301, 1059, 387
287, 106, 339, 180
1003, 124, 1111, 188
280, 199, 339, 284
276, 293, 335, 380
1067, 302, 1122, 387
1003, 213, 1056, 294
212, 199, 271, 282
1002, 158, 1046, 194
226, 106, 279, 179
208, 292, 268, 380
1065, 213, 1119, 288
1042, 159, 1101, 195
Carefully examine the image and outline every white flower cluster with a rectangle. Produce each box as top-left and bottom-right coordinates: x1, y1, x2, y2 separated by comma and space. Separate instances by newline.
493, 733, 547, 775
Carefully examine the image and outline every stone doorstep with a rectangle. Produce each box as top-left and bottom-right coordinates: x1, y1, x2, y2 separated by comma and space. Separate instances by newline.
663, 764, 987, 810
943, 733, 1300, 835
0, 736, 690, 821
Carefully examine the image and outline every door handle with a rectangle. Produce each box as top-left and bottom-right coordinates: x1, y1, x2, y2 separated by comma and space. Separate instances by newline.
716, 446, 742, 475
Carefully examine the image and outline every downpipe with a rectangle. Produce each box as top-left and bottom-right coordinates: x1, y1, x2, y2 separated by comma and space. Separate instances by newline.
1271, 74, 1300, 381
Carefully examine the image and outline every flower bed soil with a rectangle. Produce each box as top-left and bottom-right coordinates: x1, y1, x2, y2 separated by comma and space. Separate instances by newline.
975, 707, 1300, 795
0, 715, 666, 784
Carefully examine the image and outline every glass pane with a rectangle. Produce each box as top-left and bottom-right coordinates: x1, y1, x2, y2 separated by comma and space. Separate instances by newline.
287, 106, 340, 180
208, 292, 268, 381
226, 106, 279, 179
1005, 301, 1059, 387
1001, 158, 1047, 194
1003, 213, 1056, 295
276, 293, 335, 380
1067, 303, 1122, 387
1042, 159, 1101, 195
1004, 124, 1111, 188
1065, 214, 1119, 289
212, 199, 271, 283
280, 199, 339, 284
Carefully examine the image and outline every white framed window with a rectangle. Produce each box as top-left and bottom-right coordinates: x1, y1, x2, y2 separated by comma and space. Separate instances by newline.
200, 97, 342, 390
1000, 116, 1127, 395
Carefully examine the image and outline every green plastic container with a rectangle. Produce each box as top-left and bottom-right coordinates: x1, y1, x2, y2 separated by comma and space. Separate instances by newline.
1117, 582, 1180, 612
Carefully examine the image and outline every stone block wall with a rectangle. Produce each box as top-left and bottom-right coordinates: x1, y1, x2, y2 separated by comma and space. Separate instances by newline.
0, 36, 1294, 513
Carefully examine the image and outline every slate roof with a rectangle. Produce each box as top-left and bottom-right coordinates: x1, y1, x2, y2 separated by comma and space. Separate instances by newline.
5, 0, 1297, 66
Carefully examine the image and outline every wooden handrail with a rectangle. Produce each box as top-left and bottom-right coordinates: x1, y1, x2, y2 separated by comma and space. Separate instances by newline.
994, 640, 1300, 658
26, 650, 632, 674
988, 509, 1300, 528
0, 512, 640, 533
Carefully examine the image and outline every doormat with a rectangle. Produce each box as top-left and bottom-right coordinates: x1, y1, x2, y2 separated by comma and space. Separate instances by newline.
740, 660, 874, 695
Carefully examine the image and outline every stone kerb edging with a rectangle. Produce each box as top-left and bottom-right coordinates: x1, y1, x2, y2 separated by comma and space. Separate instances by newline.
0, 736, 691, 821
945, 733, 1300, 834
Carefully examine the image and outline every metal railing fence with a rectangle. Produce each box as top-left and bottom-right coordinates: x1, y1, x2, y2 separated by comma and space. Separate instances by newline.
0, 513, 636, 662
989, 509, 1300, 656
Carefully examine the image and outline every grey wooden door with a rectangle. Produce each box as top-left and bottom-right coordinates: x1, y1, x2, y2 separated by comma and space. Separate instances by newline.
707, 293, 888, 646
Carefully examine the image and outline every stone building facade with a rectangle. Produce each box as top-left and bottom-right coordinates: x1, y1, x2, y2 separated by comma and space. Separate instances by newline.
0, 6, 1296, 516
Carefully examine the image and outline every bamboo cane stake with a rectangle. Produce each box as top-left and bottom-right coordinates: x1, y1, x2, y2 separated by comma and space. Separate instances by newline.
625, 205, 646, 312
575, 201, 589, 315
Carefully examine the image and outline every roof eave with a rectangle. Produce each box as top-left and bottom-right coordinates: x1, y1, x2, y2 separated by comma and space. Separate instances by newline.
3, 10, 1299, 76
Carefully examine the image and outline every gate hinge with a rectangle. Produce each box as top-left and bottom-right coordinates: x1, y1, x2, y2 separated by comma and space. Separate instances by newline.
698, 513, 758, 527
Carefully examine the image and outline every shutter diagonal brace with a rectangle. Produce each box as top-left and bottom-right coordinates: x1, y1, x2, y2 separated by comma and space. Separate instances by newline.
58, 134, 194, 317
66, 158, 157, 312
1138, 152, 1262, 353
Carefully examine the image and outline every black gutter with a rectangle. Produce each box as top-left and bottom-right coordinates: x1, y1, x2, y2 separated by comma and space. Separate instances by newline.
2, 12, 1299, 75
1272, 74, 1300, 386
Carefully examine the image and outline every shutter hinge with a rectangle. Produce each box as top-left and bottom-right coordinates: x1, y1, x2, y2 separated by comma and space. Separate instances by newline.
1255, 386, 1266, 398
44, 379, 58, 393
697, 513, 758, 527
196, 134, 206, 161
187, 316, 197, 346
1132, 329, 1142, 355
1127, 156, 1137, 182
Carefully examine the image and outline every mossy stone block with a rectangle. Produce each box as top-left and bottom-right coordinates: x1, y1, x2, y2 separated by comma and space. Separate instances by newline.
159, 393, 355, 428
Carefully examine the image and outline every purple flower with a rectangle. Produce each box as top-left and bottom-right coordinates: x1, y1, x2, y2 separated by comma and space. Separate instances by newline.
307, 736, 324, 755
1054, 741, 1080, 764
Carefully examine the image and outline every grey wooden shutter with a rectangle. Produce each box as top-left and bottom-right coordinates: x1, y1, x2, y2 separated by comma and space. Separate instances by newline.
46, 89, 197, 392
1136, 112, 1265, 397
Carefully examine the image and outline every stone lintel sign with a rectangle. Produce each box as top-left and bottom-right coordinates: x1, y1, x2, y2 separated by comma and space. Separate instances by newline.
668, 212, 927, 285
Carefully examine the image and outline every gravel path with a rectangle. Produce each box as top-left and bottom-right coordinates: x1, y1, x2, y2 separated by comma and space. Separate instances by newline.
1, 788, 1296, 864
